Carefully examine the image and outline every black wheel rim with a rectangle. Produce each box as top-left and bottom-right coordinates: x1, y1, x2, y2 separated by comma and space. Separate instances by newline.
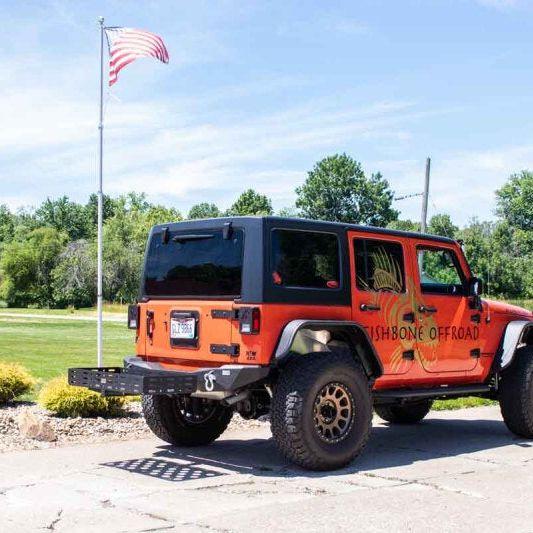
313, 382, 355, 443
175, 396, 218, 425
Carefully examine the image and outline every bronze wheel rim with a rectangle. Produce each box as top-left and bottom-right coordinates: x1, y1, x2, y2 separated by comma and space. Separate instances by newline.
313, 382, 355, 443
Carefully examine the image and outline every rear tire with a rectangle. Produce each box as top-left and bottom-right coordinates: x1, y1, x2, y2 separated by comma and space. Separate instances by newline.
375, 400, 433, 424
142, 394, 233, 446
271, 351, 372, 471
499, 345, 533, 438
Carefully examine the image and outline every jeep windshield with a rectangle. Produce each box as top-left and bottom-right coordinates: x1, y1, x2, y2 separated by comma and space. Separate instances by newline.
142, 228, 244, 298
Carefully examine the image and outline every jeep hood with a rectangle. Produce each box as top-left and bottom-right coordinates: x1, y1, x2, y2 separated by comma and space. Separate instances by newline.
484, 299, 533, 320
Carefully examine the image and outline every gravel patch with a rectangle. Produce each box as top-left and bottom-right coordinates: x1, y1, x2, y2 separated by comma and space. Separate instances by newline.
0, 402, 268, 453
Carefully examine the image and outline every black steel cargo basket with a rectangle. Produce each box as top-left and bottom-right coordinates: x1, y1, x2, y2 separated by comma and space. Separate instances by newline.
68, 367, 197, 396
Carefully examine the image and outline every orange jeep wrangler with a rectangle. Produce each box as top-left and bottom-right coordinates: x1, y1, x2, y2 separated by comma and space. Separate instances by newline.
69, 216, 533, 470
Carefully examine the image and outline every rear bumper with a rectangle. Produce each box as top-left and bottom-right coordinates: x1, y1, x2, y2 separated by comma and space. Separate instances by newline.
68, 356, 270, 397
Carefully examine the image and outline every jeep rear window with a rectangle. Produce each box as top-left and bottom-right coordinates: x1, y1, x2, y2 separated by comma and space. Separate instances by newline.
271, 229, 340, 289
143, 228, 244, 297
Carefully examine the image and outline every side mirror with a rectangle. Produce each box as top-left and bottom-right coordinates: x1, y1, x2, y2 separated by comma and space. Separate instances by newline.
468, 277, 483, 310
468, 277, 483, 297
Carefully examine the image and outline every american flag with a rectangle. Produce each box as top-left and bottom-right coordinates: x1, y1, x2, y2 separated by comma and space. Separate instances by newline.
104, 27, 169, 86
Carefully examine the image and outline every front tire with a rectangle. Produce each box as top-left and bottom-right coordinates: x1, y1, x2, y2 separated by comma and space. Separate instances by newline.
499, 346, 533, 438
271, 352, 372, 471
375, 400, 433, 424
142, 395, 233, 446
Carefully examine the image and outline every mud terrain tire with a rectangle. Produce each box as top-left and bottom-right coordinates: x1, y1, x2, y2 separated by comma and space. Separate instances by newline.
271, 351, 372, 471
374, 400, 433, 424
499, 345, 533, 438
142, 394, 233, 446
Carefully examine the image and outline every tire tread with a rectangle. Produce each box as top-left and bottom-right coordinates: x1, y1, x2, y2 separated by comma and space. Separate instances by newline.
142, 395, 233, 446
271, 352, 372, 470
499, 346, 533, 438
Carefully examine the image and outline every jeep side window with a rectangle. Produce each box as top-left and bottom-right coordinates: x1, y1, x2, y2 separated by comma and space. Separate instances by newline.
417, 246, 465, 295
354, 239, 405, 293
271, 229, 340, 289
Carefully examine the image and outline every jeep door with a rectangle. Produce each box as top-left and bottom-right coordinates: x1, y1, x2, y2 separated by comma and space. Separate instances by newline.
349, 232, 417, 375
411, 241, 482, 373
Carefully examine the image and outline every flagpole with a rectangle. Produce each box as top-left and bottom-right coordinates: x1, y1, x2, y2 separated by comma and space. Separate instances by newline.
97, 16, 104, 367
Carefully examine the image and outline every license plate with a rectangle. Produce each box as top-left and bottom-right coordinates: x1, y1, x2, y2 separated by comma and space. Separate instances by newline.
170, 317, 196, 339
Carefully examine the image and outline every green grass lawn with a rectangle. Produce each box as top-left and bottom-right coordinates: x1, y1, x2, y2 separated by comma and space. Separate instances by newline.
433, 397, 496, 410
0, 303, 128, 317
504, 299, 533, 311
0, 315, 134, 398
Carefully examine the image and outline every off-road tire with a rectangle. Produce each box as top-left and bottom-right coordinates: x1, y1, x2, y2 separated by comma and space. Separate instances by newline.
271, 351, 372, 471
142, 394, 233, 446
374, 400, 433, 424
499, 345, 533, 438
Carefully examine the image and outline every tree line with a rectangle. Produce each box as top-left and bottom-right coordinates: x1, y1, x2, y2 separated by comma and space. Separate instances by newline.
0, 154, 531, 308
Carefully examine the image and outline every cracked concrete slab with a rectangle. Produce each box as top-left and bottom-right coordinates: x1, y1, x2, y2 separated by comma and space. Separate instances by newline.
0, 406, 531, 532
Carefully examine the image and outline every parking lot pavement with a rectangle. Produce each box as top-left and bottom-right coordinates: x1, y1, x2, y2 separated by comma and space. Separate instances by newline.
1, 405, 532, 533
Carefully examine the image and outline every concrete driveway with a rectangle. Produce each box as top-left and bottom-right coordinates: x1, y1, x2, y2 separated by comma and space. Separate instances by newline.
1, 406, 532, 533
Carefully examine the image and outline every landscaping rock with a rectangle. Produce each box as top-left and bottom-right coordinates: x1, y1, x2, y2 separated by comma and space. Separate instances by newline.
17, 409, 57, 442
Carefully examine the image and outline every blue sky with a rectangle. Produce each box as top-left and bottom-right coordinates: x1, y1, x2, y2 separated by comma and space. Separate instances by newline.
1, 0, 532, 225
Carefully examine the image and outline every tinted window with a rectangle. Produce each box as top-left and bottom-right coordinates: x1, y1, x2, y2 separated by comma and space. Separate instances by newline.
354, 239, 405, 293
143, 229, 243, 297
418, 247, 465, 295
271, 230, 340, 289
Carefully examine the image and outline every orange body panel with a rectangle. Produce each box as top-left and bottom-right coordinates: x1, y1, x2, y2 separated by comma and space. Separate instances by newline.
137, 300, 351, 368
134, 232, 531, 390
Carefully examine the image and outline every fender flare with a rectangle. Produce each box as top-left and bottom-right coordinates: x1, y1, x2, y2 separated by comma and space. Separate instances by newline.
273, 319, 383, 379
498, 320, 533, 370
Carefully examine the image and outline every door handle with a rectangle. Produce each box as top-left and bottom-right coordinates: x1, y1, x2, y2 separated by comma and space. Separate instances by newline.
360, 303, 381, 311
146, 310, 155, 341
418, 305, 437, 314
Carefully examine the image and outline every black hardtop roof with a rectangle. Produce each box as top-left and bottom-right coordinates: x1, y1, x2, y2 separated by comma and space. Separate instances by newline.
152, 215, 457, 245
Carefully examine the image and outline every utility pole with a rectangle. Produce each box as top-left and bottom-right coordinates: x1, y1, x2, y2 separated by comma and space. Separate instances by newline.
420, 157, 431, 233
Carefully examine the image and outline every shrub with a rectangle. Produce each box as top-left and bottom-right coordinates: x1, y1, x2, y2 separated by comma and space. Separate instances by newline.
0, 363, 35, 403
38, 377, 126, 417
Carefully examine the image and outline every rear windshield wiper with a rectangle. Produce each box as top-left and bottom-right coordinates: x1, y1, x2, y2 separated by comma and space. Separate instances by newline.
171, 233, 215, 243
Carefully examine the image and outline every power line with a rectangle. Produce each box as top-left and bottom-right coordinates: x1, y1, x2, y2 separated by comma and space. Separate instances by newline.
394, 192, 423, 201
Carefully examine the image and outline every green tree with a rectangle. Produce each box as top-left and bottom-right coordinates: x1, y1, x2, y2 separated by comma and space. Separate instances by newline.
277, 206, 300, 218
52, 240, 96, 308
295, 154, 398, 226
0, 205, 15, 245
428, 214, 458, 238
188, 203, 221, 219
86, 193, 117, 233
458, 219, 530, 298
0, 227, 66, 307
12, 207, 39, 240
227, 189, 273, 216
496, 171, 533, 231
35, 196, 90, 241
387, 219, 420, 232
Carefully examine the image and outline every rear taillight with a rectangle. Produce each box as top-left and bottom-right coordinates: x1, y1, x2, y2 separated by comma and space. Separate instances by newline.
239, 307, 260, 334
127, 304, 140, 330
